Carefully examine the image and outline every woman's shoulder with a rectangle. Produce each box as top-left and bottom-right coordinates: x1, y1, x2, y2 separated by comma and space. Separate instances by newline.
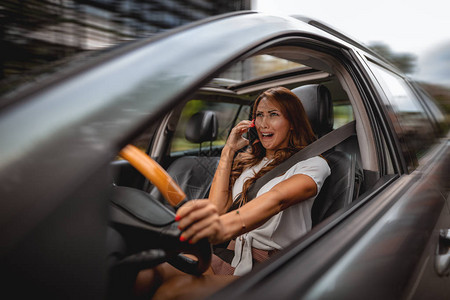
294, 155, 329, 167
289, 156, 331, 176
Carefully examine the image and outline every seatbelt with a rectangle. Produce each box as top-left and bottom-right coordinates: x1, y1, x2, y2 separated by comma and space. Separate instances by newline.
245, 120, 356, 201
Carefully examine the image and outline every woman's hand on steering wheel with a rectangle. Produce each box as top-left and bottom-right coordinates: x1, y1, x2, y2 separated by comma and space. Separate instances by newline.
176, 200, 227, 245
118, 144, 212, 275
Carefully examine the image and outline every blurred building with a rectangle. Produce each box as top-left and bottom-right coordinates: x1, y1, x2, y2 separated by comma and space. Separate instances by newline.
0, 0, 251, 95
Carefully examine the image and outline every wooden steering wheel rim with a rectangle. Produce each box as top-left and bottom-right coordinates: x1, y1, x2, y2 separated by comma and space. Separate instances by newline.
119, 144, 186, 207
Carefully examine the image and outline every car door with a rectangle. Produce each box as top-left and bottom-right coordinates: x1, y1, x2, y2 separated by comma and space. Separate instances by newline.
209, 46, 449, 300
362, 56, 450, 299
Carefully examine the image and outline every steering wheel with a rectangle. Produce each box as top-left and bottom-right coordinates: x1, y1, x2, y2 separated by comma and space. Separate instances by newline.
119, 144, 186, 206
109, 145, 212, 277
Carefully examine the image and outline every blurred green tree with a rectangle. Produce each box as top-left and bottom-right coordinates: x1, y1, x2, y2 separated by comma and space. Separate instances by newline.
369, 42, 416, 74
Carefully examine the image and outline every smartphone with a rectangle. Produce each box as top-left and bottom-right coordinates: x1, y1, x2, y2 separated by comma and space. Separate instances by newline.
246, 120, 259, 145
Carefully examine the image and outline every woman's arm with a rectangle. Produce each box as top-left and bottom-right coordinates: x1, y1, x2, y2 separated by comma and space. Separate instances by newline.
208, 120, 252, 214
177, 173, 317, 244
208, 145, 235, 214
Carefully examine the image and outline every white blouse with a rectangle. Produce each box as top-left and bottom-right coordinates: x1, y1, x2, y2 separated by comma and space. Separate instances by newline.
230, 156, 331, 276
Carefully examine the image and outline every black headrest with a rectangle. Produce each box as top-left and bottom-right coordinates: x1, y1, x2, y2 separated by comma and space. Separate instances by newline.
291, 84, 333, 137
185, 111, 218, 143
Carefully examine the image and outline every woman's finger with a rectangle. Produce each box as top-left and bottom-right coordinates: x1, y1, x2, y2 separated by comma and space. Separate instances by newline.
231, 121, 252, 136
235, 120, 252, 127
177, 202, 218, 231
175, 199, 208, 220
180, 214, 222, 244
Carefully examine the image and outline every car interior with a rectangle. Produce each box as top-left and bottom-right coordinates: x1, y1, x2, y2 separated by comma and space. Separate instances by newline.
107, 44, 395, 296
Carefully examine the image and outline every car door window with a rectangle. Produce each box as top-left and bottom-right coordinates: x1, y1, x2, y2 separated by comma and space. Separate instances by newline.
369, 63, 436, 170
412, 84, 448, 135
333, 103, 354, 129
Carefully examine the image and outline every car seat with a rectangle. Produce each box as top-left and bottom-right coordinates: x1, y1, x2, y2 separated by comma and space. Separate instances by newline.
291, 84, 363, 226
149, 111, 221, 209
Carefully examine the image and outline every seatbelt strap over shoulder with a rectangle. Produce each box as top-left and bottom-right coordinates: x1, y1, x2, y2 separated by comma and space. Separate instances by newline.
245, 120, 356, 201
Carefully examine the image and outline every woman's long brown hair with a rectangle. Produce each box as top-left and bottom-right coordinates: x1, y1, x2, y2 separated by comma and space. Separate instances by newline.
230, 86, 316, 207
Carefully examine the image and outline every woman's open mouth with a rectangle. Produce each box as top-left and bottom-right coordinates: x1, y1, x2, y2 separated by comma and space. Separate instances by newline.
260, 132, 274, 138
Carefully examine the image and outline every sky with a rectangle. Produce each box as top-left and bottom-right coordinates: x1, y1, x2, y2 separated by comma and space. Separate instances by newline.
253, 0, 450, 86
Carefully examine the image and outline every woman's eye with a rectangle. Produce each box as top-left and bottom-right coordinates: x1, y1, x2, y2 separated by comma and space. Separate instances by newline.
256, 113, 263, 117
270, 112, 279, 117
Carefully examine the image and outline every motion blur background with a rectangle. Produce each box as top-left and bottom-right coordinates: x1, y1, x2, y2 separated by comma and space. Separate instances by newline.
1, 0, 449, 114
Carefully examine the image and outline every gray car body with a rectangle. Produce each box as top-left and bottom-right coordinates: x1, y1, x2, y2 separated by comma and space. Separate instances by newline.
0, 11, 448, 299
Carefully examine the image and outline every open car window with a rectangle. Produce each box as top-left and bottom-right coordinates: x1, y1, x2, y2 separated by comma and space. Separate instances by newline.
147, 42, 389, 205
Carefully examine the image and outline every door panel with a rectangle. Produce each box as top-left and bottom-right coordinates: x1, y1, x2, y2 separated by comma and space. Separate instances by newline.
409, 143, 450, 299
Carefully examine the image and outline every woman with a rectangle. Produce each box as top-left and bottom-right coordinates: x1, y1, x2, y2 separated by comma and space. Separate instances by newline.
135, 86, 331, 298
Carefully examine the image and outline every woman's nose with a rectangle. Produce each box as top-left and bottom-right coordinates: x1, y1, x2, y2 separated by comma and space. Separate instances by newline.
259, 116, 268, 128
